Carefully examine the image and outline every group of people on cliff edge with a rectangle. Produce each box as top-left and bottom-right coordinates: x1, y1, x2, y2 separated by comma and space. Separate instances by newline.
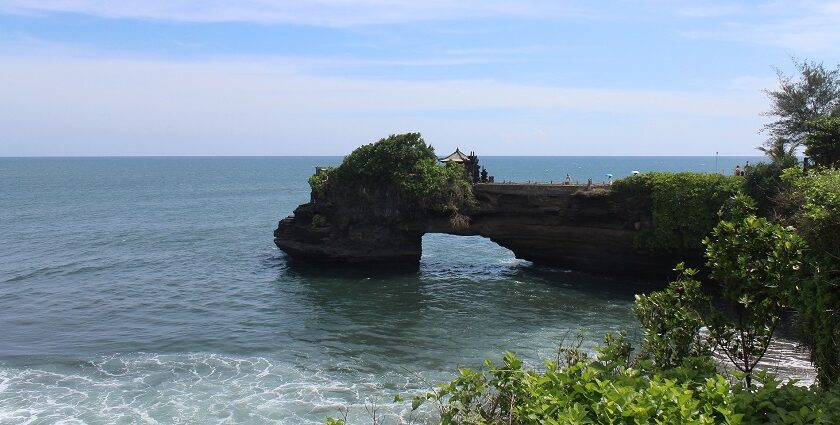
734, 161, 751, 176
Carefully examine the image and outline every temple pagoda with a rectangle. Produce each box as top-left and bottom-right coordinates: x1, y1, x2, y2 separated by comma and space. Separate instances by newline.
440, 148, 483, 183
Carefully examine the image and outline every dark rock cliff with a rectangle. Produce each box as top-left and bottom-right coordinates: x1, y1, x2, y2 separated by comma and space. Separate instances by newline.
274, 184, 691, 276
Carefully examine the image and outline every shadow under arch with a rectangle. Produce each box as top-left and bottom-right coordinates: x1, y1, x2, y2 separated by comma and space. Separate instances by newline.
419, 233, 661, 299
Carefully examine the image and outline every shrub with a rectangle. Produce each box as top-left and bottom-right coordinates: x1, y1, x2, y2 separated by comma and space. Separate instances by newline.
409, 350, 838, 425
308, 133, 475, 214
308, 169, 331, 199
742, 160, 798, 218
703, 194, 806, 388
782, 167, 840, 387
612, 172, 742, 252
634, 265, 710, 369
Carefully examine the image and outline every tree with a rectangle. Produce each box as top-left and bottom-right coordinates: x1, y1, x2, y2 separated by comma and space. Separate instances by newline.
763, 59, 840, 150
702, 195, 805, 387
309, 133, 475, 214
757, 136, 798, 164
805, 115, 840, 168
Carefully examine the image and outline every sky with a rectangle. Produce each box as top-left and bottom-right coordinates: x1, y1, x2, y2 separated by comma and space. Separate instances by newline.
1, 1, 839, 156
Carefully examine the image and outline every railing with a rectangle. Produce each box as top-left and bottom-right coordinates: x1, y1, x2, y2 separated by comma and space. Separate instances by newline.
474, 182, 612, 196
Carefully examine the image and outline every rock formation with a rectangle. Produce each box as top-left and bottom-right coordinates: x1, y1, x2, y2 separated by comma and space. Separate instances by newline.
274, 183, 692, 276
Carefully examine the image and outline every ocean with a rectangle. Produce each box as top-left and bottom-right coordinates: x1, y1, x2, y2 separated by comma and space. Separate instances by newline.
2, 155, 801, 424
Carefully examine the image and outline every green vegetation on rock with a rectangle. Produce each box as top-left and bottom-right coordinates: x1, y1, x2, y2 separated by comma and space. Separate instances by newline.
309, 133, 474, 214
612, 172, 742, 252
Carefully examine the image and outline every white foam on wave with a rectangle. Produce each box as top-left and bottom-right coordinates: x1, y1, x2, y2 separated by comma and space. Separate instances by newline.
0, 353, 438, 425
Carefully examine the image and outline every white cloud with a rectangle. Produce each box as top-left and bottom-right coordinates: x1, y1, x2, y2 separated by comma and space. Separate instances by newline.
0, 56, 767, 156
677, 3, 745, 18
0, 0, 586, 26
4, 0, 840, 53
681, 1, 840, 52
724, 75, 779, 92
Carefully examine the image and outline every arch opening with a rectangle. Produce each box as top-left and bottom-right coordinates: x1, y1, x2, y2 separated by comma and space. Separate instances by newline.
420, 233, 529, 279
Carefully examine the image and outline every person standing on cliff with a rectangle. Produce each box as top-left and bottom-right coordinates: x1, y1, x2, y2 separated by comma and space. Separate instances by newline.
564, 174, 571, 185
587, 178, 592, 189
734, 165, 741, 176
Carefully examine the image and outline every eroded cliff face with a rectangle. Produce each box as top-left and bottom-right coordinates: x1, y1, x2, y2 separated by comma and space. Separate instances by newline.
274, 184, 690, 275
274, 186, 424, 264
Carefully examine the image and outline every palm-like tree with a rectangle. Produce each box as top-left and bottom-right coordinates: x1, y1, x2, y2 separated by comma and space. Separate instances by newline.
757, 137, 797, 163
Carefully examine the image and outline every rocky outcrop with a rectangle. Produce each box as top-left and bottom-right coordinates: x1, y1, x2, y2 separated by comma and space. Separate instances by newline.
274, 185, 421, 264
274, 184, 691, 276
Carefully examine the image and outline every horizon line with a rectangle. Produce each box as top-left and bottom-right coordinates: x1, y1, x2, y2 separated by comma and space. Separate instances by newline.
0, 154, 771, 159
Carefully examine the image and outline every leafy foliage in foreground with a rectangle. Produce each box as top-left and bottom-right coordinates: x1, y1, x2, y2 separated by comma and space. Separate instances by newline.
309, 133, 475, 214
406, 345, 838, 425
612, 172, 742, 252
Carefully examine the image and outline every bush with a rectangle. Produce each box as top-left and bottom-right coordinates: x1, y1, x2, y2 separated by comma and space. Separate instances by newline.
634, 265, 710, 369
742, 159, 798, 218
703, 194, 806, 388
308, 170, 331, 199
612, 172, 742, 252
782, 168, 840, 387
410, 349, 838, 425
309, 133, 475, 214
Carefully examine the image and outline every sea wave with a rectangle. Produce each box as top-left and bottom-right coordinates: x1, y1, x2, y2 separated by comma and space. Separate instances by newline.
0, 353, 436, 425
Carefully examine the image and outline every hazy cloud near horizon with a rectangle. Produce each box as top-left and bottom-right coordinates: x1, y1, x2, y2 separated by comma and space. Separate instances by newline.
0, 1, 837, 156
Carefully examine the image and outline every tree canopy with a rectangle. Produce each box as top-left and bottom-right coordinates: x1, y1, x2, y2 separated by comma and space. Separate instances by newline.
308, 133, 474, 214
763, 59, 840, 150
805, 115, 840, 168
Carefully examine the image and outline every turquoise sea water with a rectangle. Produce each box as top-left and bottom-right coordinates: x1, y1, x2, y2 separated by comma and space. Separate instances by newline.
1, 156, 770, 424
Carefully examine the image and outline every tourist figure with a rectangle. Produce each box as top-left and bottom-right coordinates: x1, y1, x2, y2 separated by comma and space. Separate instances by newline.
734, 165, 741, 176
564, 174, 571, 185
587, 178, 592, 190
608, 176, 613, 185
744, 161, 750, 176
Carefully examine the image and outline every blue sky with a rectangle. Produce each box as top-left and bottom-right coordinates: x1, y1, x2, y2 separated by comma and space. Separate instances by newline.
1, 1, 839, 156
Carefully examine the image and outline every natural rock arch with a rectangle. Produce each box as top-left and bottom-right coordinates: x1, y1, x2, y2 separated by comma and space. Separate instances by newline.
275, 183, 686, 276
